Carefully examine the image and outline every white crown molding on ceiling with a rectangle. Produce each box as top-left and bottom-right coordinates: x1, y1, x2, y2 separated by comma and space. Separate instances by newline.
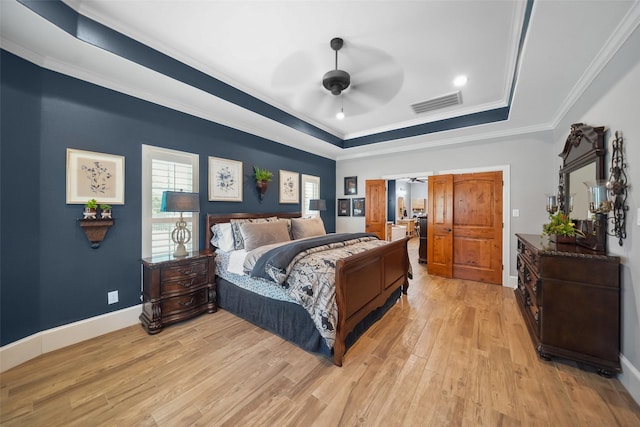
2, 0, 639, 162
550, 0, 640, 130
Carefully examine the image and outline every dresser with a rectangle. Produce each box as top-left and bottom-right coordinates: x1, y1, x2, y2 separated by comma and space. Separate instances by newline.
515, 234, 620, 376
140, 250, 216, 334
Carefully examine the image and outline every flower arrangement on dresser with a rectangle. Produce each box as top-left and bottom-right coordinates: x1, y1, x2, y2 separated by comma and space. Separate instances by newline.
542, 211, 583, 243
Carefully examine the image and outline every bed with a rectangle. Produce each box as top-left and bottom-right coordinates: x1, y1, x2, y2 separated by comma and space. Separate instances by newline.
206, 212, 410, 366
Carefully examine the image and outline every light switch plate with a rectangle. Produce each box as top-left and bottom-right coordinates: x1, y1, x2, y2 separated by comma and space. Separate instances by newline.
512, 209, 520, 217
637, 208, 640, 226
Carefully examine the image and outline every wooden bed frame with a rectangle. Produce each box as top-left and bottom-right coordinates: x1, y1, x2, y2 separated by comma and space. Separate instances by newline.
205, 212, 410, 366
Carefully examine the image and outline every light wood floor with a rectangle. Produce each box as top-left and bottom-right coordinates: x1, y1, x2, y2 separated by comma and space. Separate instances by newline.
2, 238, 640, 426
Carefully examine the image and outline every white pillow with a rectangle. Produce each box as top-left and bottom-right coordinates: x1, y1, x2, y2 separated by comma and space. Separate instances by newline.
210, 223, 234, 252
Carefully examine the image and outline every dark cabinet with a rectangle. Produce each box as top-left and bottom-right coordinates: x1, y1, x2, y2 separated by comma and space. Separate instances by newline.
418, 216, 427, 264
140, 251, 216, 334
515, 234, 620, 376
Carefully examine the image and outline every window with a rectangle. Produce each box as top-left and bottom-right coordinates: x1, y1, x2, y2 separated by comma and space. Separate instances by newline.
301, 174, 320, 217
142, 145, 199, 257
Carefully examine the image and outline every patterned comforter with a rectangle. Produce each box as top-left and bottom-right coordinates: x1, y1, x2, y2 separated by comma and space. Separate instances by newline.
247, 234, 388, 349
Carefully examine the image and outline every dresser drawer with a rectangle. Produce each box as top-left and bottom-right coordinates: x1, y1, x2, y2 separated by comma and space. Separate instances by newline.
517, 254, 540, 306
161, 289, 208, 315
160, 259, 209, 282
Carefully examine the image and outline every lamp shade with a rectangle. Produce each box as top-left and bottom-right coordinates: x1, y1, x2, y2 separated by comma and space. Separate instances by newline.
161, 191, 200, 212
309, 199, 327, 211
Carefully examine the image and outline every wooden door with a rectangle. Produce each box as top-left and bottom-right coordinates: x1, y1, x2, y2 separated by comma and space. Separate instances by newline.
453, 171, 503, 284
427, 174, 454, 278
365, 179, 387, 239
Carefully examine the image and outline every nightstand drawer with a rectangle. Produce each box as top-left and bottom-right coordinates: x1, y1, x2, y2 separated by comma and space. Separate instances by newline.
160, 259, 209, 282
161, 289, 208, 315
161, 273, 208, 296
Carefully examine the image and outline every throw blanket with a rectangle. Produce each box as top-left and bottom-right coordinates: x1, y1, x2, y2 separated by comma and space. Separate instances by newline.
249, 233, 388, 349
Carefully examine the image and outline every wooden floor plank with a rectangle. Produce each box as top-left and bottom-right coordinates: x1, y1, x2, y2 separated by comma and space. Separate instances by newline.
1, 238, 639, 426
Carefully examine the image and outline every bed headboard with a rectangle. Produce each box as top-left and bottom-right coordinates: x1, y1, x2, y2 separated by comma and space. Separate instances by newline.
206, 212, 301, 250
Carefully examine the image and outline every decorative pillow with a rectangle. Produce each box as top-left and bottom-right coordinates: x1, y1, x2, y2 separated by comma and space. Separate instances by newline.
290, 216, 326, 240
230, 217, 278, 250
239, 220, 291, 251
210, 223, 234, 252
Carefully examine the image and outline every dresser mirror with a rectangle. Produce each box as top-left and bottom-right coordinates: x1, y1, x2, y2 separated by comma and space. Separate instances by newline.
559, 124, 606, 216
558, 123, 607, 251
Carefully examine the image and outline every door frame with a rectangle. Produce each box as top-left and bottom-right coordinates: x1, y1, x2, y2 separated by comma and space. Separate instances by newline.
438, 164, 511, 288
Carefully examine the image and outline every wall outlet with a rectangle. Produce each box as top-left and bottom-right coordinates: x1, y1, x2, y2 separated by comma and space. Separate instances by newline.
107, 290, 119, 305
512, 209, 520, 217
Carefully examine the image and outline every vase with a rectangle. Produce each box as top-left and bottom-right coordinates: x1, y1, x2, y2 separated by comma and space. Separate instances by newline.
256, 181, 268, 201
550, 234, 575, 244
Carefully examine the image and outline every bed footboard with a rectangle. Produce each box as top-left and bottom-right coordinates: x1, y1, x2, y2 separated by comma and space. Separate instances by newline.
333, 237, 410, 366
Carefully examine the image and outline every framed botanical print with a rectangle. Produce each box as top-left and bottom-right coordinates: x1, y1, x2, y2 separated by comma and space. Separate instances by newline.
66, 148, 125, 204
337, 198, 351, 216
279, 170, 299, 204
352, 198, 365, 216
344, 176, 357, 195
209, 156, 243, 202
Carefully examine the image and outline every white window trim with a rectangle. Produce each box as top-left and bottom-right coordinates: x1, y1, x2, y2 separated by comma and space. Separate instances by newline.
302, 174, 321, 217
141, 144, 199, 258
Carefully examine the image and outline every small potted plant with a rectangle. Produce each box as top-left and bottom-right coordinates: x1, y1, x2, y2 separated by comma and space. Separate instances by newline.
83, 198, 98, 219
99, 203, 112, 219
253, 166, 273, 201
542, 211, 583, 243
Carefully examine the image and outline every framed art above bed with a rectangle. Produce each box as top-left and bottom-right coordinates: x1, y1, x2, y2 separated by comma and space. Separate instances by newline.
209, 156, 243, 202
279, 170, 299, 204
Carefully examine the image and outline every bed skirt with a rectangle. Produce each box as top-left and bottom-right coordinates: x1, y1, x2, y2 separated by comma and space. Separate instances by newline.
216, 276, 402, 361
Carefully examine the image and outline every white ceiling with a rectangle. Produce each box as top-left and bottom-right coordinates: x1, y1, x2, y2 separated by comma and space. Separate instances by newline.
2, 0, 639, 160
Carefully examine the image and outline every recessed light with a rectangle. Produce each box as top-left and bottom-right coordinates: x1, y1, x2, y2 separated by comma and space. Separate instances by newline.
453, 75, 468, 87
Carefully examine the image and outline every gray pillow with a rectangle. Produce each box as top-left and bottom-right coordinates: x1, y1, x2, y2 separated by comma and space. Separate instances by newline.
290, 217, 326, 240
239, 220, 291, 251
230, 216, 278, 249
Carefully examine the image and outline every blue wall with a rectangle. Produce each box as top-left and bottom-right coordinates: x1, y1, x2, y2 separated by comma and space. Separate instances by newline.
0, 50, 336, 346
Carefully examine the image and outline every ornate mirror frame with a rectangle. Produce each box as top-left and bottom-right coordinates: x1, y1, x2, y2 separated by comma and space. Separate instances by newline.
558, 123, 606, 215
558, 123, 607, 252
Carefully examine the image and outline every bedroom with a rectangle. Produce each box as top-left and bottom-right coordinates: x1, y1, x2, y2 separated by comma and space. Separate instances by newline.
1, 0, 640, 423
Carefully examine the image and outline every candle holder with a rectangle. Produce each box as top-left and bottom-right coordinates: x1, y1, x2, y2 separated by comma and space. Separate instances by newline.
545, 193, 558, 214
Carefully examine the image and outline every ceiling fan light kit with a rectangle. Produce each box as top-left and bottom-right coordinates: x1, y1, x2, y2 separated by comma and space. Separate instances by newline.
322, 37, 351, 96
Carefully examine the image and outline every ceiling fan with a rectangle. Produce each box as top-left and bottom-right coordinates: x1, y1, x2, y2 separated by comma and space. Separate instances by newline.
322, 38, 350, 96
408, 177, 427, 183
272, 38, 403, 119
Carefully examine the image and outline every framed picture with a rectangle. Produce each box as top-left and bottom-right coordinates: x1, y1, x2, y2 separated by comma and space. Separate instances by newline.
337, 198, 351, 216
209, 157, 243, 202
66, 148, 125, 204
279, 170, 299, 204
344, 176, 357, 195
352, 198, 365, 216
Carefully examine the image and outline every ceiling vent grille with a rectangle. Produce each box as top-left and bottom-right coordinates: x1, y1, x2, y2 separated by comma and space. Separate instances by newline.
411, 91, 462, 114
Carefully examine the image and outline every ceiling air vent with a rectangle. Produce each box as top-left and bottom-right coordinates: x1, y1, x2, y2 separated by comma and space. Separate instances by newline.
411, 91, 462, 114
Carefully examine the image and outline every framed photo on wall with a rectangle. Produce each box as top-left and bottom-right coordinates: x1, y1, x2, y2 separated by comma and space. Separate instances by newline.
66, 148, 125, 204
352, 198, 365, 216
337, 198, 351, 216
279, 170, 299, 204
344, 176, 357, 195
209, 156, 243, 202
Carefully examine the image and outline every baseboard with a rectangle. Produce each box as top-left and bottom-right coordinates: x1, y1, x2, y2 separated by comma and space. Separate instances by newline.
0, 305, 141, 373
507, 274, 517, 288
620, 354, 640, 406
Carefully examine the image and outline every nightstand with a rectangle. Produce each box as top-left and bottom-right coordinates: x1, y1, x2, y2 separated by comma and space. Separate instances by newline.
139, 250, 216, 334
